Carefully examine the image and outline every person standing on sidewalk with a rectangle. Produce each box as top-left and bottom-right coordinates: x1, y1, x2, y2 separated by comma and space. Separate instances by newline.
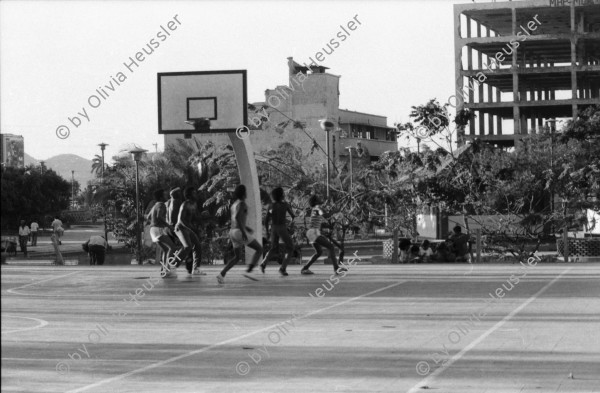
18, 220, 30, 257
51, 216, 64, 245
259, 187, 295, 276
30, 220, 39, 246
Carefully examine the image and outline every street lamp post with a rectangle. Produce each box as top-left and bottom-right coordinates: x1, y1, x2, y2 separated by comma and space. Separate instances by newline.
325, 130, 331, 199
71, 170, 75, 209
98, 143, 109, 243
129, 147, 148, 264
345, 146, 355, 200
98, 143, 108, 182
320, 120, 335, 199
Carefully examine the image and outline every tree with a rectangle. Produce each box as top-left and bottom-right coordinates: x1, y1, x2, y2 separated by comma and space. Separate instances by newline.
1, 166, 71, 229
91, 154, 107, 176
554, 105, 600, 230
395, 98, 474, 155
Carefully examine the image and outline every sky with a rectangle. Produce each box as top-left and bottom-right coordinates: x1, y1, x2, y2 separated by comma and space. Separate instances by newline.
1, 0, 468, 162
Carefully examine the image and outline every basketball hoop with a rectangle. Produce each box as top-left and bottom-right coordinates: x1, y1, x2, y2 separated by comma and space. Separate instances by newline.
185, 117, 211, 132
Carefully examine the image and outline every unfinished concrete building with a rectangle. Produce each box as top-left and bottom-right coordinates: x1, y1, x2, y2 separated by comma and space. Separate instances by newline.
454, 0, 600, 147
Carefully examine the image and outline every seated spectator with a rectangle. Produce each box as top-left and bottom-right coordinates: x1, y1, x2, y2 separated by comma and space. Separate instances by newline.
409, 244, 420, 263
433, 241, 455, 262
419, 240, 434, 263
399, 239, 412, 263
448, 226, 471, 262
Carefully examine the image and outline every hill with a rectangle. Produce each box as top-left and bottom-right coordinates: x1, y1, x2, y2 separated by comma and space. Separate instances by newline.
25, 153, 95, 188
24, 152, 39, 166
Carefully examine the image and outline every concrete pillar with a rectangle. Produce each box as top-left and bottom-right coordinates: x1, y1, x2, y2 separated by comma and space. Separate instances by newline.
511, 8, 520, 136
496, 89, 502, 135
454, 6, 465, 145
571, 1, 578, 118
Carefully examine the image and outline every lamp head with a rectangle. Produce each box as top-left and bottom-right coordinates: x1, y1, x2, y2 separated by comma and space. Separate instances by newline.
128, 147, 148, 162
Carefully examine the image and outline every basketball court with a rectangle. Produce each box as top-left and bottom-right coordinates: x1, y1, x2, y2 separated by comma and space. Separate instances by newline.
4, 71, 598, 393
2, 263, 599, 393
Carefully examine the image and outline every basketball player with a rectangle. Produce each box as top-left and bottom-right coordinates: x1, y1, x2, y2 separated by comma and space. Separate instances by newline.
217, 185, 263, 284
301, 195, 347, 275
260, 187, 295, 276
148, 189, 181, 277
175, 187, 206, 275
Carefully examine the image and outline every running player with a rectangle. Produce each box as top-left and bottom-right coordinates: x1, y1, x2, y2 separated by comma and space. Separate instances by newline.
217, 184, 263, 284
174, 187, 206, 275
148, 189, 181, 277
301, 195, 347, 275
260, 187, 295, 276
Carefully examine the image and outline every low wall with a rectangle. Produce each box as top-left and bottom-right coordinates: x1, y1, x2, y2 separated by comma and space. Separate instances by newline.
61, 210, 92, 223
557, 238, 600, 257
447, 215, 543, 236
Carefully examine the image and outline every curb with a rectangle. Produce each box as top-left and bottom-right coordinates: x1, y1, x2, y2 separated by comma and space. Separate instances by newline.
4, 259, 79, 266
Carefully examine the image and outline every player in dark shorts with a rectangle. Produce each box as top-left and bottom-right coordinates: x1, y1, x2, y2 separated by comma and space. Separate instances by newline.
217, 184, 263, 284
148, 189, 181, 277
301, 195, 347, 275
259, 187, 296, 276
174, 187, 206, 275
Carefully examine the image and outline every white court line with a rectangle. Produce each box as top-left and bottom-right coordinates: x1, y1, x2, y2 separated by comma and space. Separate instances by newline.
1, 316, 49, 334
405, 267, 573, 393
66, 280, 405, 393
6, 271, 81, 295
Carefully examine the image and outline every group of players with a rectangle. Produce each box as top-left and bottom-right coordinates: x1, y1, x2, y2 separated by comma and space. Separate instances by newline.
147, 185, 347, 284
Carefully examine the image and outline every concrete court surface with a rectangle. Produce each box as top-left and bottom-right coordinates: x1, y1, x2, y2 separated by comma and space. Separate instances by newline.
1, 262, 599, 393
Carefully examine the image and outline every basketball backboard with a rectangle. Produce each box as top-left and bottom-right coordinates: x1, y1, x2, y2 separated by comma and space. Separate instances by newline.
157, 70, 247, 134
156, 69, 261, 264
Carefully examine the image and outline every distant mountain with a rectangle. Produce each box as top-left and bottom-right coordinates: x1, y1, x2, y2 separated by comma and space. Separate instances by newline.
25, 153, 95, 187
24, 153, 39, 166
